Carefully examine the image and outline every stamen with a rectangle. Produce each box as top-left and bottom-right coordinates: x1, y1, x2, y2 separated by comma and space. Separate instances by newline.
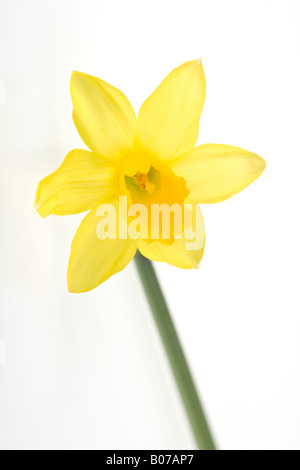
135, 171, 155, 194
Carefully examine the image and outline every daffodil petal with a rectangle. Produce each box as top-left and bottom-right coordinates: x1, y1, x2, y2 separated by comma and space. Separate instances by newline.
170, 144, 266, 203
67, 202, 138, 293
138, 205, 205, 269
138, 59, 206, 160
35, 149, 117, 217
138, 237, 205, 269
71, 71, 138, 160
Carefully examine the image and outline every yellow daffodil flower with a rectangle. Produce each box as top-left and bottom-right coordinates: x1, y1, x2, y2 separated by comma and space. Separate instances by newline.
35, 59, 265, 293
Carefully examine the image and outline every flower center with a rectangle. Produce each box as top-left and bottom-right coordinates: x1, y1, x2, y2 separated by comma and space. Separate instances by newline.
134, 171, 155, 194
120, 164, 190, 244
123, 165, 189, 207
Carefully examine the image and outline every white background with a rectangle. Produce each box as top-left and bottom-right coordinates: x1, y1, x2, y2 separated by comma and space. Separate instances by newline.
0, 0, 300, 450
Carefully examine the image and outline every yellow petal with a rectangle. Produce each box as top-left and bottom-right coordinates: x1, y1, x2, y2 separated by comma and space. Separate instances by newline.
68, 202, 138, 293
71, 71, 138, 160
170, 144, 266, 203
138, 59, 206, 160
138, 205, 205, 269
35, 149, 117, 217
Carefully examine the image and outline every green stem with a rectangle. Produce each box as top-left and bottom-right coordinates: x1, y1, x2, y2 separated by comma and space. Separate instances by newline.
134, 251, 216, 451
